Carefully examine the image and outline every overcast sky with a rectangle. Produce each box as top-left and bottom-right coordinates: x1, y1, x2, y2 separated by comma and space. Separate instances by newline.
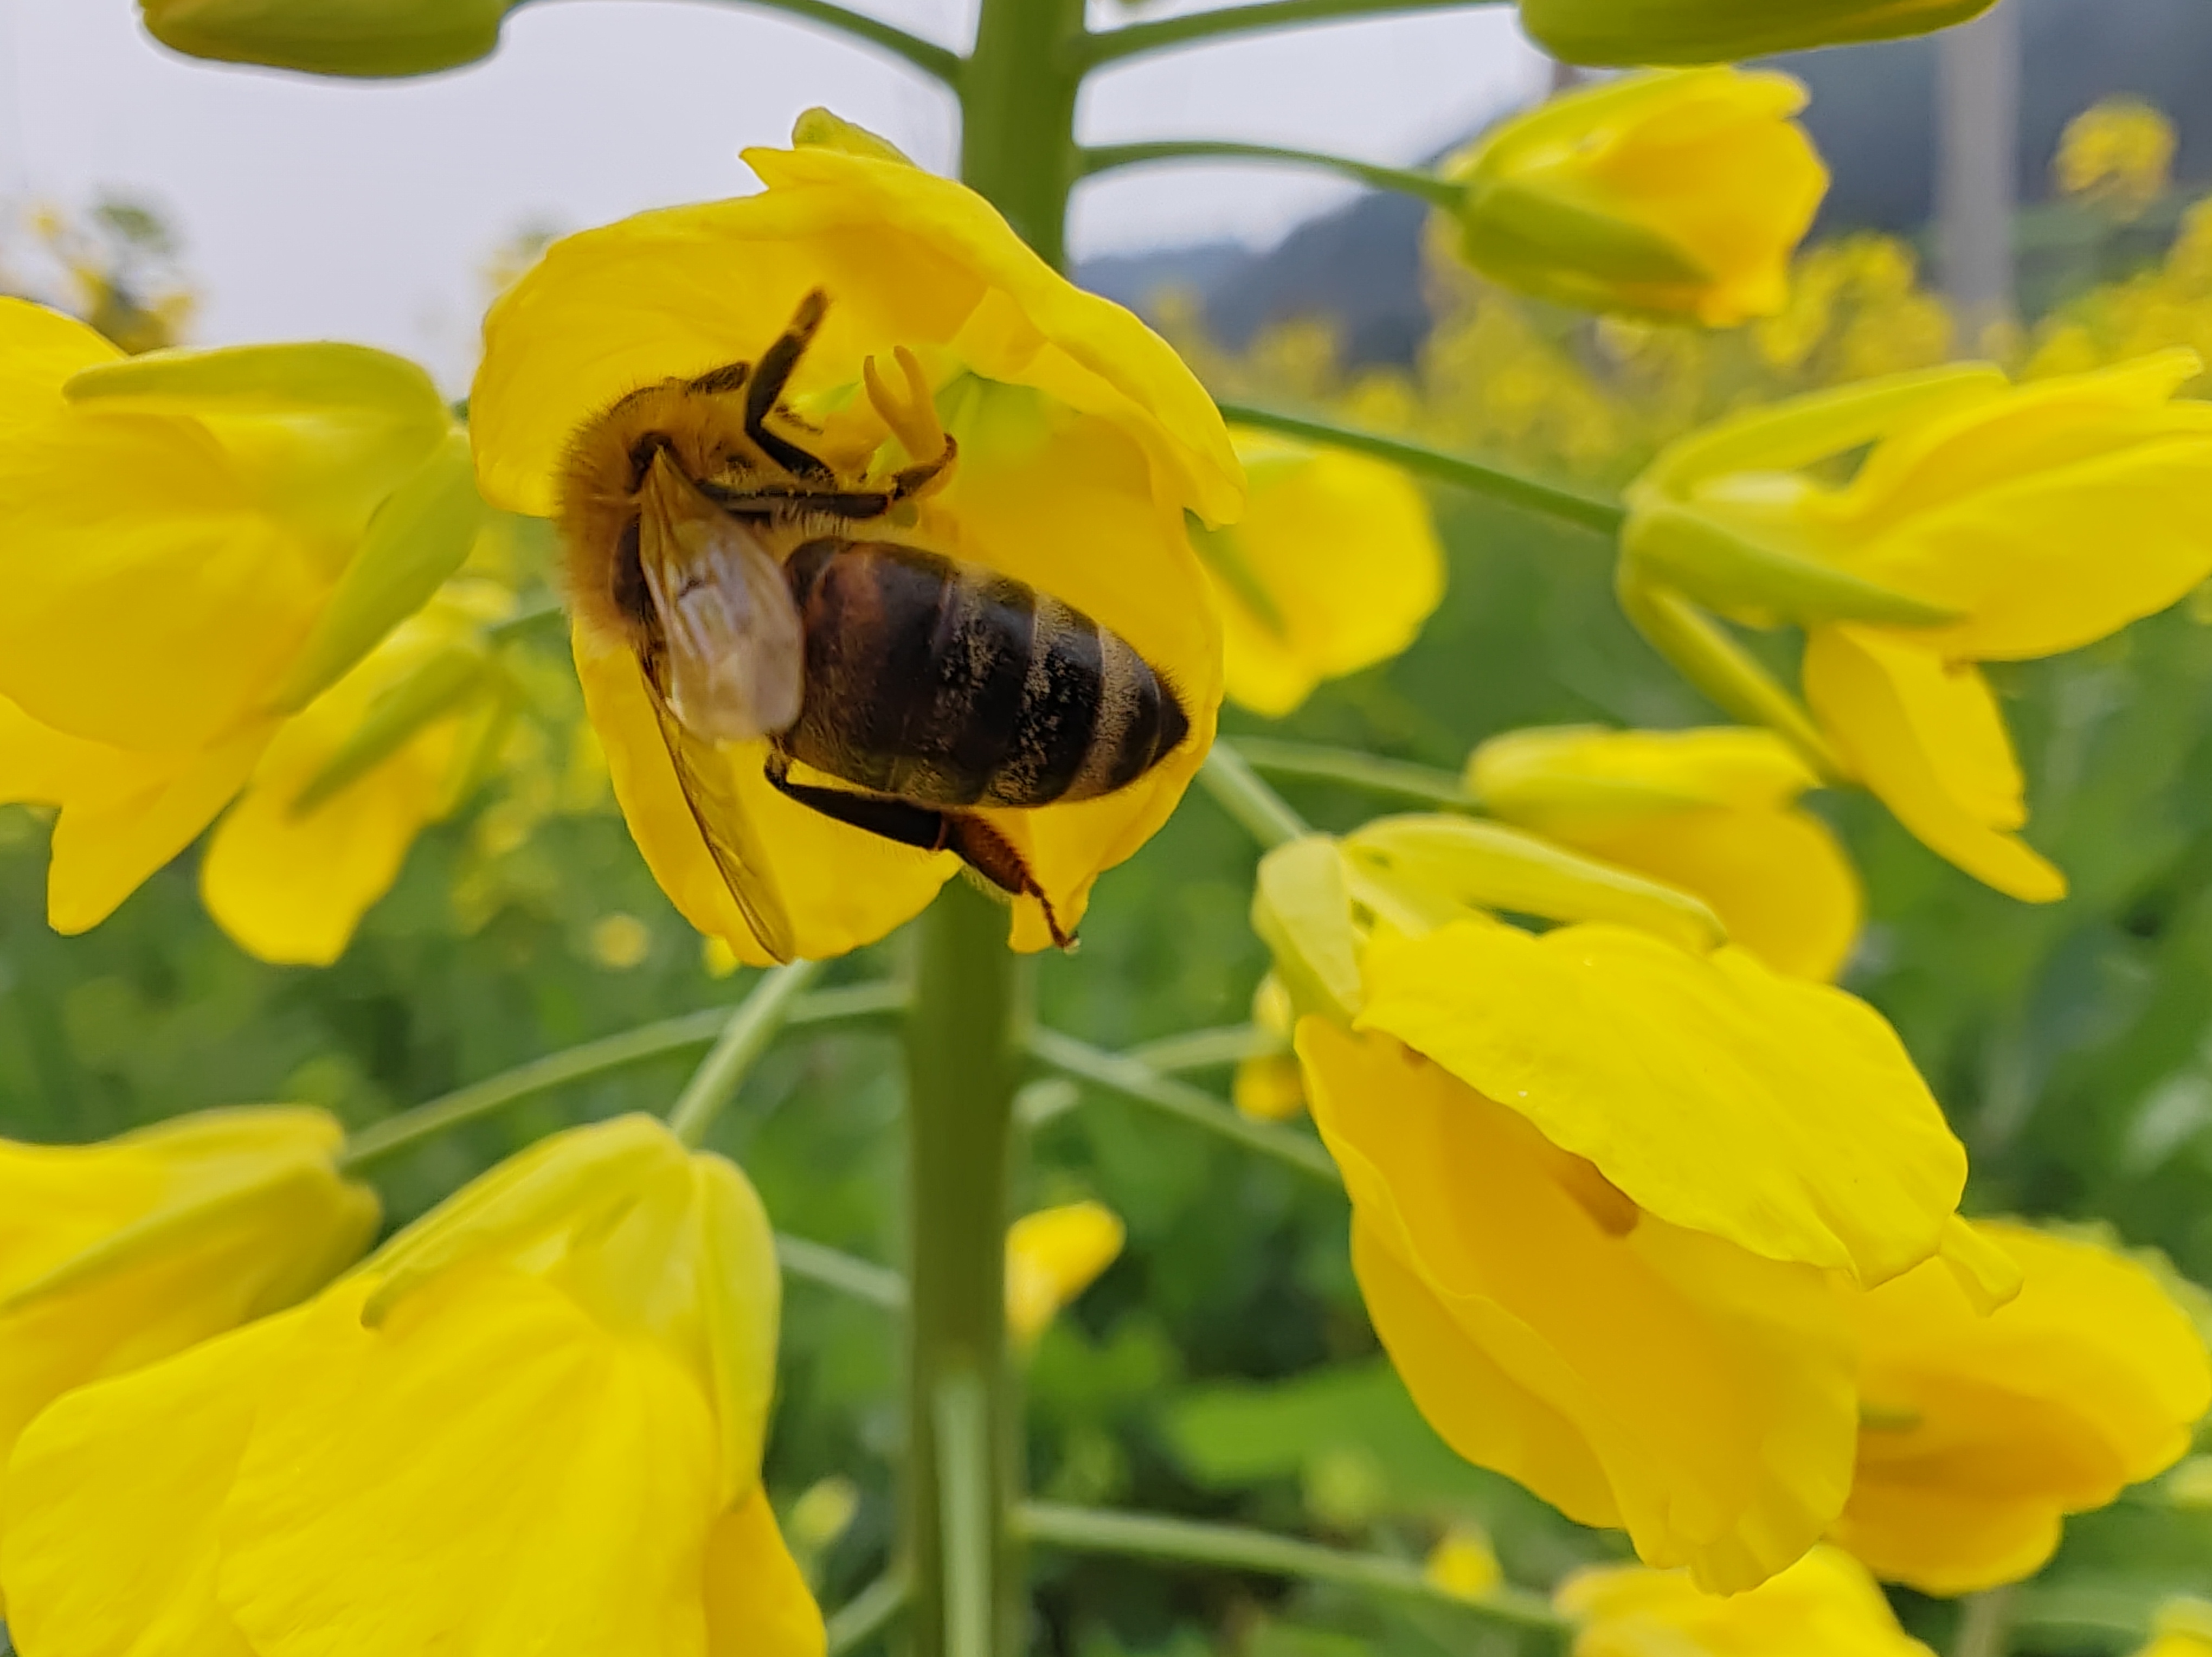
0, 0, 1545, 387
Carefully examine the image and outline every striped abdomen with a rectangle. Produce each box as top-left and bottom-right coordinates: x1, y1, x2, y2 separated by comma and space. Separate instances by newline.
777, 538, 1189, 810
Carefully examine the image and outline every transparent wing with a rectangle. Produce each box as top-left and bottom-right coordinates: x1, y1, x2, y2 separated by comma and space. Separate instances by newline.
642, 670, 799, 965
639, 490, 805, 744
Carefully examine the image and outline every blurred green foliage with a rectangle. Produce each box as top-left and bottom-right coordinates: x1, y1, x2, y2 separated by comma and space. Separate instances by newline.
14, 197, 2212, 1654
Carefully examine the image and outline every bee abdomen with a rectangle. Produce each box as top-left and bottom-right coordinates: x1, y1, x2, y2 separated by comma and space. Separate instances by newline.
781, 541, 1188, 811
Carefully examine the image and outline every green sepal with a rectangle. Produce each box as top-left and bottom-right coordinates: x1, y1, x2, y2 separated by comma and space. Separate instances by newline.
287, 639, 492, 818
1341, 813, 1727, 954
1251, 837, 1364, 1026
268, 431, 485, 715
1624, 499, 1963, 628
1459, 178, 1713, 288
139, 0, 512, 78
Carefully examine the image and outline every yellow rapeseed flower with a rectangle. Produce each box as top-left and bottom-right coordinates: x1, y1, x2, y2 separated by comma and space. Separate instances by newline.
1424, 1524, 1503, 1599
1194, 431, 1442, 716
198, 581, 519, 966
1470, 724, 1862, 980
1557, 1545, 1933, 1657
1258, 821, 2008, 1589
1006, 1200, 1126, 1345
2055, 98, 2177, 222
139, 0, 511, 76
1519, 0, 1995, 67
1832, 1220, 2212, 1595
0, 1107, 376, 1592
1233, 974, 1306, 1122
0, 1115, 819, 1657
1440, 70, 1828, 326
1622, 354, 2212, 901
472, 117, 1239, 964
0, 300, 479, 935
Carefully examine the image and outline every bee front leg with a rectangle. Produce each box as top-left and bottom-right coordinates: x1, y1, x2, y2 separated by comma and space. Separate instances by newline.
761, 756, 1074, 949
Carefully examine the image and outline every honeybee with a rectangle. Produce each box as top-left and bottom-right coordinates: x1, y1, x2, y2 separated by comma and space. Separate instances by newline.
560, 290, 1192, 963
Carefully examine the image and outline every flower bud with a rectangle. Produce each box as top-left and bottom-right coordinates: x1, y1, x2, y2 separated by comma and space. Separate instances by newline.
1443, 69, 1827, 326
1006, 1202, 1126, 1345
1521, 0, 1996, 68
139, 0, 511, 77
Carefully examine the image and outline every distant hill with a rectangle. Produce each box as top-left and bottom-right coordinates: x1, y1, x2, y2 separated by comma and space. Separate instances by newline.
1077, 0, 2212, 363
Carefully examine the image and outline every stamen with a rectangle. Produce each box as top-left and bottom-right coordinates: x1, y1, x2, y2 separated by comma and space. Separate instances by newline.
862, 349, 948, 465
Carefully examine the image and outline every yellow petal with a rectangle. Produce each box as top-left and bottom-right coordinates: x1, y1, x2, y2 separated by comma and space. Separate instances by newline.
690, 1154, 783, 1508
704, 1488, 827, 1657
1803, 624, 2066, 902
1305, 1019, 1856, 1591
1470, 724, 1821, 824
0, 299, 120, 444
1358, 919, 1965, 1285
1558, 807, 1862, 981
217, 1268, 725, 1657
0, 1307, 299, 1652
1203, 433, 1444, 717
1834, 1221, 2212, 1596
472, 145, 1239, 528
1006, 1201, 1126, 1343
1557, 1545, 1934, 1657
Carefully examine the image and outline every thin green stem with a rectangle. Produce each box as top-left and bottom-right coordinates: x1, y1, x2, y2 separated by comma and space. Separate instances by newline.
1079, 141, 1461, 209
1953, 1587, 2017, 1657
1019, 1504, 1567, 1636
337, 981, 903, 1170
1079, 0, 1499, 66
668, 961, 826, 1147
1198, 746, 1311, 849
667, 0, 961, 82
1027, 1028, 1339, 1185
779, 1232, 908, 1311
902, 882, 1028, 1657
1230, 737, 1473, 811
1215, 402, 1629, 537
826, 1572, 910, 1657
936, 1370, 995, 1657
1127, 1024, 1279, 1075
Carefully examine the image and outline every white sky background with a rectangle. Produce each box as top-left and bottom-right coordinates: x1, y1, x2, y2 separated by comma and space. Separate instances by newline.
0, 0, 1546, 389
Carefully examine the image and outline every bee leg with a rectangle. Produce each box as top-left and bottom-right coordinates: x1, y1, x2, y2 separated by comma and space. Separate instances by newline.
687, 359, 751, 395
744, 290, 835, 482
762, 757, 1075, 949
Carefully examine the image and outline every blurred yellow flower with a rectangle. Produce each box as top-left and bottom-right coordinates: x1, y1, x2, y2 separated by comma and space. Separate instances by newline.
1470, 724, 1862, 980
1520, 0, 1994, 67
2137, 1600, 2212, 1657
1441, 70, 1827, 326
472, 123, 1238, 964
589, 911, 654, 970
1258, 821, 2006, 1590
1006, 1200, 1126, 1345
0, 300, 479, 935
139, 0, 511, 77
1233, 974, 1306, 1122
1623, 354, 2212, 902
1424, 1524, 1503, 1599
1194, 431, 1442, 716
1557, 1545, 1933, 1657
2056, 98, 2176, 222
1, 1115, 821, 1657
198, 581, 518, 966
0, 1107, 376, 1592
1832, 1221, 2212, 1595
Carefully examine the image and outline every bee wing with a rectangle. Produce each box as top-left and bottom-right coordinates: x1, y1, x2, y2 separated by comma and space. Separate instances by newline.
642, 671, 799, 965
639, 494, 806, 744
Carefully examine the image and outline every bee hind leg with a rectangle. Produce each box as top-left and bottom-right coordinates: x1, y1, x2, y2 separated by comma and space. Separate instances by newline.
744, 290, 834, 481
762, 756, 1073, 949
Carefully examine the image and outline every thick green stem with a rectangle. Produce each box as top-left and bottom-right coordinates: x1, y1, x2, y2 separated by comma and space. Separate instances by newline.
1079, 141, 1462, 209
1019, 1504, 1566, 1638
1214, 402, 1629, 537
959, 0, 1087, 268
1079, 0, 1498, 67
901, 881, 1028, 1657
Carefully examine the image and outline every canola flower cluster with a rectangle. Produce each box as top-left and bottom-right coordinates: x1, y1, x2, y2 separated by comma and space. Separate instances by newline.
2, 8, 2212, 1655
